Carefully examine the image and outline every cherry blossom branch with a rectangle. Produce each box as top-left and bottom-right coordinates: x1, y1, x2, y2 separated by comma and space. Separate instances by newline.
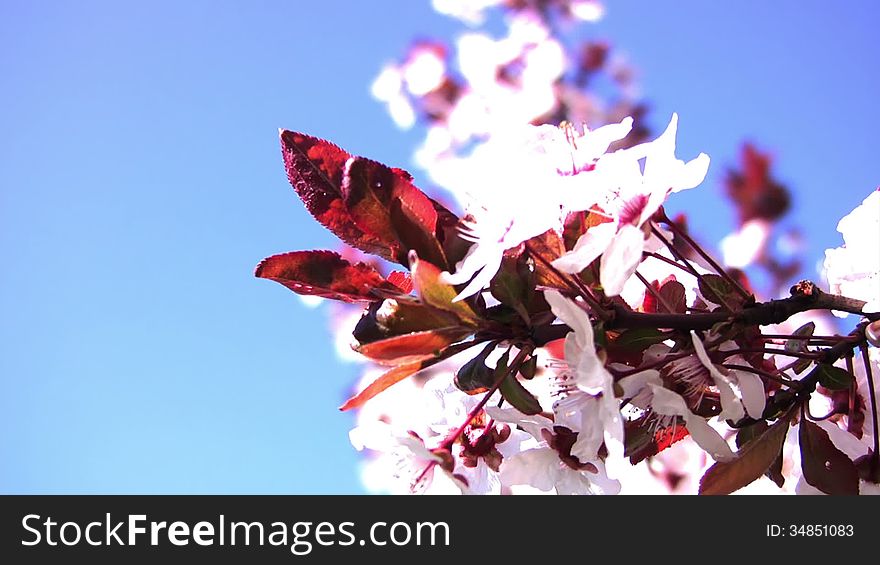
607, 282, 876, 331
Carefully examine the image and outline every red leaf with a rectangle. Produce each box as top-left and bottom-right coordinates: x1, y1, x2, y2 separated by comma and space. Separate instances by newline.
340, 361, 426, 411
280, 131, 396, 262
528, 229, 568, 290
280, 130, 453, 267
354, 327, 471, 365
255, 250, 400, 302
340, 341, 474, 410
387, 271, 414, 294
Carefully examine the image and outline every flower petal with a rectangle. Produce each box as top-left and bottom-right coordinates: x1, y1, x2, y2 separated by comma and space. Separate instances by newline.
600, 224, 644, 296
552, 221, 617, 274
649, 384, 735, 462
691, 331, 746, 422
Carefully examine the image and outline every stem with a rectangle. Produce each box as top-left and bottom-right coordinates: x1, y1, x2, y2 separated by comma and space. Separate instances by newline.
649, 223, 738, 312
859, 343, 880, 481
607, 283, 876, 330
657, 211, 752, 302
525, 242, 613, 322
720, 347, 821, 361
761, 334, 851, 342
721, 363, 798, 389
636, 270, 676, 313
643, 251, 696, 276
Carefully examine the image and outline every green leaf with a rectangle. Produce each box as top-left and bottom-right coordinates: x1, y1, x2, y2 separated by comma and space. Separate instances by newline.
499, 374, 542, 415
613, 328, 668, 351
454, 343, 496, 393
698, 274, 739, 309
799, 419, 859, 495
699, 407, 795, 495
810, 363, 854, 391
489, 254, 533, 323
352, 299, 465, 345
518, 355, 538, 380
792, 358, 813, 375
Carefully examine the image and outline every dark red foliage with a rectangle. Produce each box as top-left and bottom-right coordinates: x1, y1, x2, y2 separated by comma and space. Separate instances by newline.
255, 250, 401, 303
724, 143, 791, 224
279, 130, 456, 268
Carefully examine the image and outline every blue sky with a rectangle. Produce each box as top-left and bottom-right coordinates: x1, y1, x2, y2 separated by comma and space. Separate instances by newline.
1, 1, 877, 493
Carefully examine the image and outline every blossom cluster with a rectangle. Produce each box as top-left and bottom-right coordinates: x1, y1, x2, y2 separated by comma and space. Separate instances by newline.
257, 0, 880, 495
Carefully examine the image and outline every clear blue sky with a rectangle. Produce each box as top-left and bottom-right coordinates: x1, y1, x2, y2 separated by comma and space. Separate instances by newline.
1, 1, 877, 493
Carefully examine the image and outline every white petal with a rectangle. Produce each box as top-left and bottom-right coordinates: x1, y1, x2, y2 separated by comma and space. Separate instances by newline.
552, 221, 616, 274
451, 251, 503, 302
730, 369, 766, 419
691, 331, 746, 422
674, 152, 711, 192
599, 224, 644, 296
544, 290, 593, 347
649, 385, 735, 462
617, 369, 661, 398
578, 117, 633, 160
501, 448, 560, 491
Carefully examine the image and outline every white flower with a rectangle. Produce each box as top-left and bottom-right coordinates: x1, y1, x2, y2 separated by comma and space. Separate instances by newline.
554, 113, 710, 296
823, 189, 880, 316
544, 290, 625, 458
442, 118, 633, 301
487, 406, 621, 494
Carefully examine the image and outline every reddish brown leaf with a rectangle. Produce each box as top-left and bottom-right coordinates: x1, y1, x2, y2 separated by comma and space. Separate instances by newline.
339, 361, 427, 412
342, 157, 447, 267
340, 341, 474, 410
387, 271, 414, 294
799, 419, 860, 495
410, 253, 481, 327
527, 229, 568, 290
255, 250, 400, 302
699, 408, 795, 495
280, 131, 396, 261
354, 327, 471, 365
